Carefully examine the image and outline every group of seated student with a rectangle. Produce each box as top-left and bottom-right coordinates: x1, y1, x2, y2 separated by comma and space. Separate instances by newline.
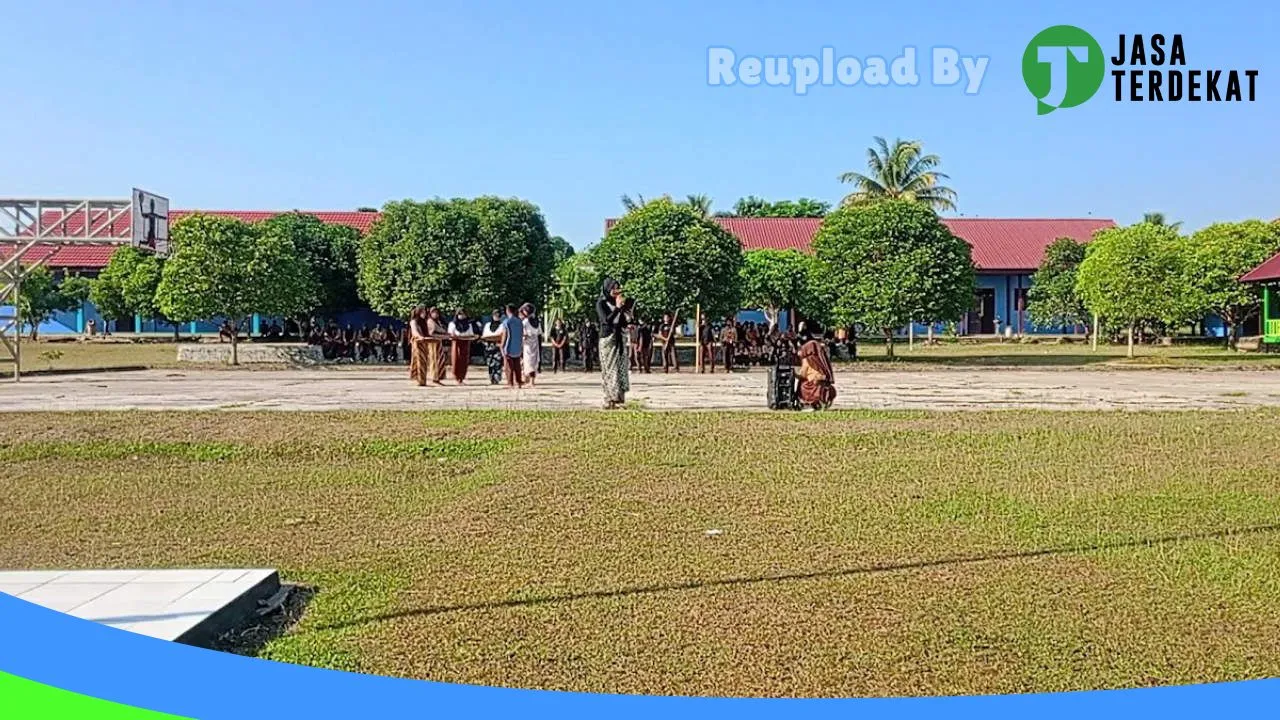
304, 320, 412, 363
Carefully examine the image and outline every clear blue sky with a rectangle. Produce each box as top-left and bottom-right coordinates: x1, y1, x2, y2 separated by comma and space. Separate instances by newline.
3, 0, 1275, 247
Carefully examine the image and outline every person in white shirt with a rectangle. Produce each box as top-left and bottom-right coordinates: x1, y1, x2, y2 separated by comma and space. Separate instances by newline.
519, 303, 543, 386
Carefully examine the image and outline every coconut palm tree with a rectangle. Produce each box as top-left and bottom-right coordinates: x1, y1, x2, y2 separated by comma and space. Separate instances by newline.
1142, 212, 1183, 231
683, 194, 713, 218
839, 137, 957, 211
620, 194, 648, 213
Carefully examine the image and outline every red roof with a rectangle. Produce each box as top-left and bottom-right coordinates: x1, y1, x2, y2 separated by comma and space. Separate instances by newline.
605, 216, 1116, 272
2, 210, 381, 270
0, 244, 117, 269
1241, 251, 1280, 283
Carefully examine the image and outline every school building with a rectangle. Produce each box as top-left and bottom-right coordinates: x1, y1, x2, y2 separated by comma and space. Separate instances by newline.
1242, 250, 1280, 346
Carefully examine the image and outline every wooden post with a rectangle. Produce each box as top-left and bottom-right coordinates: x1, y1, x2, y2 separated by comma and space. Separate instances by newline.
694, 304, 703, 373
1092, 313, 1099, 352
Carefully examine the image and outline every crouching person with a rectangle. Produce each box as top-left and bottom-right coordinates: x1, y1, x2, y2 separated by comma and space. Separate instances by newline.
796, 321, 837, 410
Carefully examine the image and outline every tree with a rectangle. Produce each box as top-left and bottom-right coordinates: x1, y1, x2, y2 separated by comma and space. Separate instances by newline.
549, 235, 575, 264
683, 194, 713, 218
593, 198, 744, 321
156, 213, 313, 365
258, 213, 361, 325
1075, 222, 1189, 357
356, 197, 556, 318
1142, 212, 1183, 231
740, 249, 814, 330
91, 246, 175, 337
812, 200, 975, 357
1183, 220, 1280, 348
728, 197, 830, 218
547, 251, 599, 324
17, 267, 90, 340
839, 137, 957, 211
1027, 237, 1089, 332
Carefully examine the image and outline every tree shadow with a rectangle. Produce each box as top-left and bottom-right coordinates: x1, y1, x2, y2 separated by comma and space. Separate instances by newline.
312, 523, 1280, 635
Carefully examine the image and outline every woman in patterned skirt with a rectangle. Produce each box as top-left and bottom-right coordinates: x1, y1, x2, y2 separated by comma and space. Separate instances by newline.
595, 278, 636, 409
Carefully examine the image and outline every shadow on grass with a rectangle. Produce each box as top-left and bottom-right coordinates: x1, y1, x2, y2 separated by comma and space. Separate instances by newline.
313, 523, 1280, 634
210, 584, 316, 657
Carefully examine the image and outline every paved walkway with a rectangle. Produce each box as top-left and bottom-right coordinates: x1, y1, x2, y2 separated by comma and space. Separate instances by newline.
4, 367, 1280, 411
0, 569, 278, 643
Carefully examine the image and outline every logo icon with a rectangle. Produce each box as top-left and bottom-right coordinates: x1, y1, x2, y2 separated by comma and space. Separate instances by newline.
1022, 25, 1105, 114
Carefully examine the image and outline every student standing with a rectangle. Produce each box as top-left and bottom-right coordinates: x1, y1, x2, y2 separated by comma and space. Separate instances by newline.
596, 278, 635, 409
550, 319, 569, 373
424, 308, 447, 384
448, 310, 476, 384
498, 305, 524, 389
520, 303, 543, 386
580, 320, 599, 372
720, 316, 738, 372
408, 306, 431, 386
636, 318, 654, 374
481, 309, 505, 384
656, 312, 679, 373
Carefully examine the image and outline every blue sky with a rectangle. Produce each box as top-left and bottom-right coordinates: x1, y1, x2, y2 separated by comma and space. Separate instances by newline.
2, 0, 1275, 247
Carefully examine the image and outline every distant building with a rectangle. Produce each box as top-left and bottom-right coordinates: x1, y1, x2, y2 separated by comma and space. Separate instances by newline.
1241, 251, 1280, 346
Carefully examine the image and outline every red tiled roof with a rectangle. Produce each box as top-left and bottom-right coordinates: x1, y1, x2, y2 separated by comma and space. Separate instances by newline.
0, 244, 117, 269
1241, 251, 1280, 283
605, 216, 1117, 272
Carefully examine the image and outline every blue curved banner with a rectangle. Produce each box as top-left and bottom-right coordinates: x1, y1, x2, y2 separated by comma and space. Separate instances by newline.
0, 592, 1275, 718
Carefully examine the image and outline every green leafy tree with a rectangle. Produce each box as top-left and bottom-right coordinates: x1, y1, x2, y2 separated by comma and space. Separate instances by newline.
258, 213, 361, 326
1076, 222, 1189, 357
17, 267, 90, 340
1183, 220, 1280, 347
91, 247, 176, 337
547, 251, 600, 324
740, 249, 814, 330
812, 200, 974, 357
156, 213, 313, 364
728, 196, 830, 217
593, 198, 744, 321
1027, 237, 1089, 332
549, 235, 575, 264
357, 197, 556, 317
839, 137, 957, 211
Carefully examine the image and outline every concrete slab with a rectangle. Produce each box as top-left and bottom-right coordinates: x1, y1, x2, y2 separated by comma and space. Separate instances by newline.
0, 568, 279, 646
2, 366, 1280, 411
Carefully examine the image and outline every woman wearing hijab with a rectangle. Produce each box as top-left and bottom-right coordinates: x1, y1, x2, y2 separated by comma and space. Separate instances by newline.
481, 309, 505, 385
796, 320, 837, 410
448, 309, 476, 384
408, 306, 431, 386
519, 303, 543, 386
424, 307, 448, 385
595, 278, 636, 409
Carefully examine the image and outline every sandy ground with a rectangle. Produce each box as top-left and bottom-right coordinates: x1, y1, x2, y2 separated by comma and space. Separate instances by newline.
4, 366, 1280, 411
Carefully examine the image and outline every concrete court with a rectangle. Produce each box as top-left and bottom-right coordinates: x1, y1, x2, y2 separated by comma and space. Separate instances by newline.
3, 366, 1280, 411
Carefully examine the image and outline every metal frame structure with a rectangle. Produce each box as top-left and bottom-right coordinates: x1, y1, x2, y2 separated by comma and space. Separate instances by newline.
0, 198, 134, 381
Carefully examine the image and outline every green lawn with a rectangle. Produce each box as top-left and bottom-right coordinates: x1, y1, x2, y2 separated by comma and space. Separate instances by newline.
13, 339, 180, 372
2, 410, 1279, 697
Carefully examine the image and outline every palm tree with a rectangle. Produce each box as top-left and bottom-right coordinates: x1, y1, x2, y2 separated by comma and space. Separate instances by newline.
683, 194, 713, 218
839, 137, 957, 211
1142, 212, 1183, 231
620, 194, 647, 213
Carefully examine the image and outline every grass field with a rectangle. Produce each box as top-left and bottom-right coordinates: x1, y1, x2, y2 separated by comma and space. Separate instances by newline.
11, 337, 1280, 373
3, 410, 1278, 697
